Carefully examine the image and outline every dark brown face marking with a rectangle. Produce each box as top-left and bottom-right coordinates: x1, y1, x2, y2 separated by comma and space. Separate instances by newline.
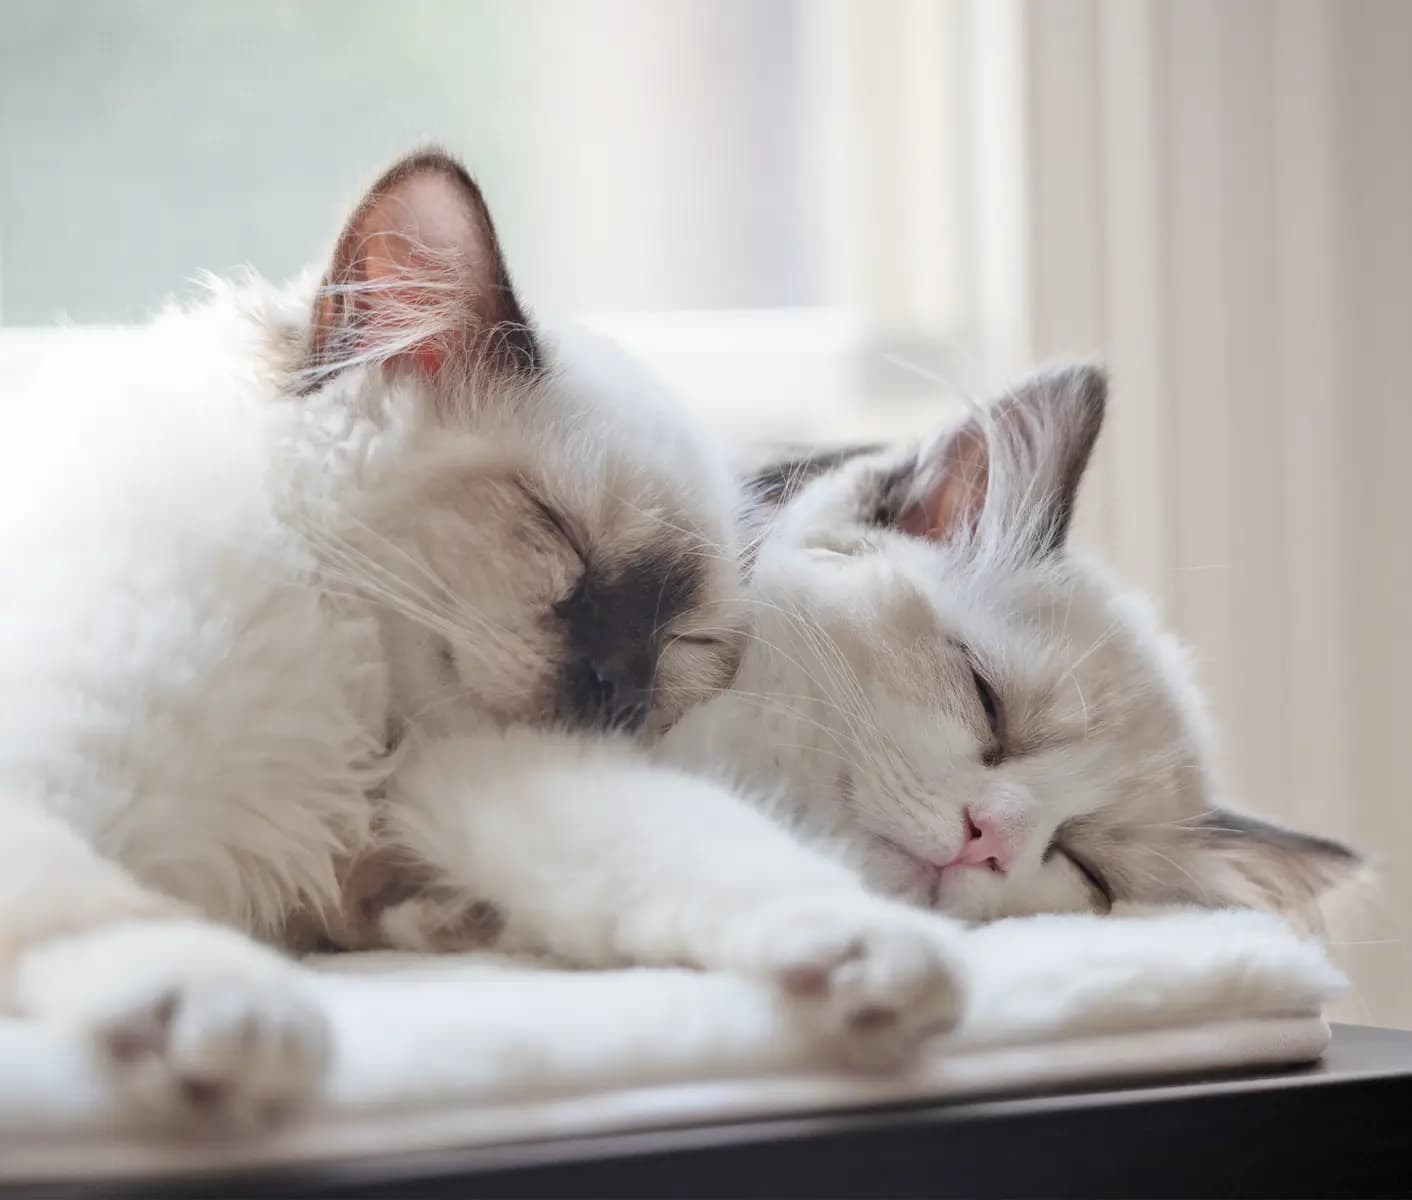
553, 550, 703, 733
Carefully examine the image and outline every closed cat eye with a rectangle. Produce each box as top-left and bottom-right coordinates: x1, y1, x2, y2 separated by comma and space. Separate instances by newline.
971, 667, 1002, 737
953, 639, 1005, 757
1045, 841, 1115, 912
525, 491, 587, 561
673, 634, 726, 648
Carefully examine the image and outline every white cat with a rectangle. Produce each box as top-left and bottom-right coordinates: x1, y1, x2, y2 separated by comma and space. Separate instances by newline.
371, 363, 1359, 1085
0, 151, 967, 1131
664, 366, 1360, 923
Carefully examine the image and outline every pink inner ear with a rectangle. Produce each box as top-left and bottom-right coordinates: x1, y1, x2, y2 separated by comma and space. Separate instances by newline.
313, 168, 485, 380
348, 224, 463, 376
896, 503, 931, 538
900, 425, 991, 542
346, 188, 480, 377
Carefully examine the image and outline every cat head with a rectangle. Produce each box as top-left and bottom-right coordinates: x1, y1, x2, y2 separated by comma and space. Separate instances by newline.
747, 365, 1360, 923
286, 150, 743, 738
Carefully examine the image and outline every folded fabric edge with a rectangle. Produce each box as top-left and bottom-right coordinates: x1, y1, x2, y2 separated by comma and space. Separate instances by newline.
0, 1013, 1328, 1184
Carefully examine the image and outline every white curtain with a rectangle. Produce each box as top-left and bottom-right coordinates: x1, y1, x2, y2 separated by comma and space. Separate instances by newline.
635, 0, 1412, 1022
795, 0, 1412, 1024
954, 0, 1412, 1024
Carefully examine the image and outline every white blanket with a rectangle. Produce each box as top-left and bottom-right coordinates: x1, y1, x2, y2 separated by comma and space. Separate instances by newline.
0, 907, 1343, 1182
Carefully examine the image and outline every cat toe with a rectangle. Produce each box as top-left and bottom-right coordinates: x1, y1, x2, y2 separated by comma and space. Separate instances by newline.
17, 919, 331, 1132
101, 973, 330, 1130
751, 896, 965, 1068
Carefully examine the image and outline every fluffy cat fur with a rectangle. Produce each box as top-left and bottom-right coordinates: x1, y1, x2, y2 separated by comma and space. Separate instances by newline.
664, 366, 1360, 926
0, 150, 972, 1131
0, 147, 1353, 1136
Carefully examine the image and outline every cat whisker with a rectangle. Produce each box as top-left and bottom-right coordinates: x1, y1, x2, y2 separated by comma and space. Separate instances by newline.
1132, 844, 1217, 906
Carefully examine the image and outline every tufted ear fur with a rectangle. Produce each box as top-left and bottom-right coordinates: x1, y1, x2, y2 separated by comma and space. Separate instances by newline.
889, 364, 1107, 559
299, 149, 540, 392
1185, 808, 1363, 917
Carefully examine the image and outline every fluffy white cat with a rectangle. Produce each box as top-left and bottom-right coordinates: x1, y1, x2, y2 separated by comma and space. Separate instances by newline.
376, 362, 1360, 1057
665, 367, 1360, 922
0, 148, 1355, 1139
0, 151, 967, 1130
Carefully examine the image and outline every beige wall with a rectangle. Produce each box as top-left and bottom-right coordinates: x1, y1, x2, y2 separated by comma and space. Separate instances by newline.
1004, 0, 1412, 1025
625, 0, 1412, 1025
796, 0, 1412, 1027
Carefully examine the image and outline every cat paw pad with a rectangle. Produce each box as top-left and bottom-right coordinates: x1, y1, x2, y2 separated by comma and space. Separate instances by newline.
17, 920, 331, 1131
751, 897, 965, 1068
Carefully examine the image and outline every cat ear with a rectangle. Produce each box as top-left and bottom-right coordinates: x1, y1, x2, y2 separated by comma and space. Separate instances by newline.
892, 364, 1107, 557
745, 443, 883, 510
1190, 808, 1363, 913
300, 149, 540, 391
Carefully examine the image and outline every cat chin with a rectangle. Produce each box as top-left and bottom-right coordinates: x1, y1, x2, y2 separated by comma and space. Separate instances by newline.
855, 826, 1005, 916
857, 834, 1095, 922
922, 867, 997, 920
955, 875, 1101, 922
851, 832, 927, 888
861, 858, 1001, 922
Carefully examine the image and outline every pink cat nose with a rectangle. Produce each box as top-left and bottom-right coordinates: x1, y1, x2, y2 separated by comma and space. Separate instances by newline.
951, 808, 1009, 872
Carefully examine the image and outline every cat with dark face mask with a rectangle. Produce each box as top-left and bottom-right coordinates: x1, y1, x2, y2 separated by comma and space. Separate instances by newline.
323, 352, 1352, 1111
0, 151, 970, 1131
666, 365, 1361, 925
1, 146, 1350, 1137
360, 345, 1358, 1109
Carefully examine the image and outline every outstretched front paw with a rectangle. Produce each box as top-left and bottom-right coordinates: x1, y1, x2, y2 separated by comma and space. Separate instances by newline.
746, 894, 965, 1068
15, 920, 331, 1132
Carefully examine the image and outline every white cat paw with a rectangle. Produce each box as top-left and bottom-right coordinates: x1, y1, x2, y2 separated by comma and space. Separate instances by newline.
745, 895, 966, 1068
15, 919, 331, 1131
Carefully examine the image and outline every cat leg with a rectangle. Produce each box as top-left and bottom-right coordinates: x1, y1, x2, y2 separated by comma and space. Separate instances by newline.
0, 802, 329, 1130
380, 729, 965, 1066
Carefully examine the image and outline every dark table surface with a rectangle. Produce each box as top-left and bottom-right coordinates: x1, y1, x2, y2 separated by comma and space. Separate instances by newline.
18, 1023, 1412, 1199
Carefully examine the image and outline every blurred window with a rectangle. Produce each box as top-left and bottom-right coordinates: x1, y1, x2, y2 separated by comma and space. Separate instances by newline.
0, 0, 1007, 437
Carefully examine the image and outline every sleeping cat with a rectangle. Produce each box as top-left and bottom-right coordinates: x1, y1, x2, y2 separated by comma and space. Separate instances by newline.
664, 365, 1361, 925
389, 364, 1359, 1014
2, 145, 1349, 1135
0, 150, 971, 1130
